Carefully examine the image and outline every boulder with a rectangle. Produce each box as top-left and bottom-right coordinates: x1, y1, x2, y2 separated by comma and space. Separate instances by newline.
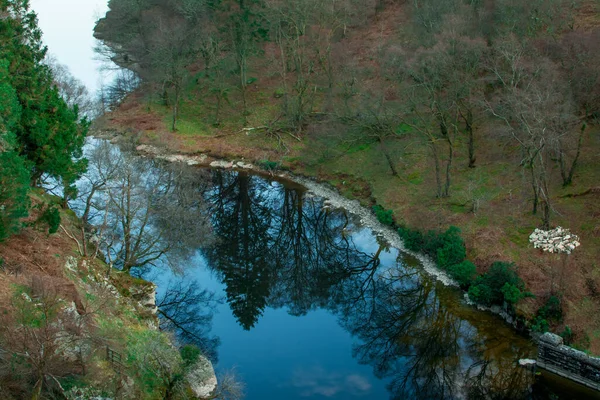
518, 359, 537, 368
186, 355, 218, 399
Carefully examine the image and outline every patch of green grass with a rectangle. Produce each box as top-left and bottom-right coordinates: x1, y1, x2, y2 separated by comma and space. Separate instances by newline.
506, 227, 530, 247
168, 116, 211, 136
406, 171, 423, 185
346, 142, 372, 154
448, 203, 469, 213
581, 222, 594, 232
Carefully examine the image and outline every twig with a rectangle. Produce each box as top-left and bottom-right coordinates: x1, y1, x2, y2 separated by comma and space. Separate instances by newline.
59, 225, 84, 256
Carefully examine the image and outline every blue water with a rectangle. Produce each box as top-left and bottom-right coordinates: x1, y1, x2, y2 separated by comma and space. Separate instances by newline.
72, 139, 600, 400
173, 229, 394, 400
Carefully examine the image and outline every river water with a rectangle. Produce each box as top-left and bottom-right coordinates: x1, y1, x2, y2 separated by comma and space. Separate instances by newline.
72, 139, 599, 400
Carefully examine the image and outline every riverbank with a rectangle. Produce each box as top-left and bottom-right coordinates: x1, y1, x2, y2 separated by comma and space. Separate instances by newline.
93, 107, 600, 356
92, 132, 516, 324
0, 189, 217, 399
83, 132, 600, 397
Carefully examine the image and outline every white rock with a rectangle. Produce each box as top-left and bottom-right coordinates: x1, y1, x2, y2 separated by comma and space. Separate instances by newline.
519, 359, 537, 367
65, 256, 78, 272
186, 356, 218, 399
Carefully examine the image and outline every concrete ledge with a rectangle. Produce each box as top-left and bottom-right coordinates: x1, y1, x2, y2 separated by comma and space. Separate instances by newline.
537, 332, 600, 391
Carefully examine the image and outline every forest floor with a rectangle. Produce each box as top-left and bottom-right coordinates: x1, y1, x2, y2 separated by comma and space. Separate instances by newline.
97, 0, 600, 354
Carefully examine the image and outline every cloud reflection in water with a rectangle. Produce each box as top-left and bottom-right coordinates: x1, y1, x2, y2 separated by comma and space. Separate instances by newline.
288, 365, 373, 397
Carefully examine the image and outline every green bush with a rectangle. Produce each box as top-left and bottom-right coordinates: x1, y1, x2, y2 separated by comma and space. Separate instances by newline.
447, 260, 476, 288
560, 325, 573, 345
39, 206, 61, 234
468, 283, 494, 306
398, 226, 425, 252
501, 282, 527, 304
126, 328, 184, 398
468, 262, 527, 306
180, 344, 201, 367
531, 316, 550, 333
398, 225, 466, 269
373, 205, 394, 226
397, 226, 531, 308
435, 226, 466, 268
538, 295, 563, 322
259, 160, 280, 171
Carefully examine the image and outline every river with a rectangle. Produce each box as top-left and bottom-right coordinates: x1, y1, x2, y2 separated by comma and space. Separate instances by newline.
69, 139, 599, 400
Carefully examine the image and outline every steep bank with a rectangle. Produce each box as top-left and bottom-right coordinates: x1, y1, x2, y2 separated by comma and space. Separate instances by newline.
0, 190, 217, 399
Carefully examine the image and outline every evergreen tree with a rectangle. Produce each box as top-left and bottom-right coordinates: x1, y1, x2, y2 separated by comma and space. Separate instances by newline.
0, 59, 29, 241
0, 0, 88, 185
0, 0, 88, 241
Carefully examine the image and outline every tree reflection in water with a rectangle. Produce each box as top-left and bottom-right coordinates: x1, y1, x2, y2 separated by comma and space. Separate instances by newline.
200, 169, 536, 400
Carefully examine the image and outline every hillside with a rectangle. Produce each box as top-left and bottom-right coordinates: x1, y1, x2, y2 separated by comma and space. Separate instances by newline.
0, 192, 216, 398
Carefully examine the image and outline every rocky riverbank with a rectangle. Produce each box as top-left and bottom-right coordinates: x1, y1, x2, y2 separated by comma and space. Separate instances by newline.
0, 189, 217, 399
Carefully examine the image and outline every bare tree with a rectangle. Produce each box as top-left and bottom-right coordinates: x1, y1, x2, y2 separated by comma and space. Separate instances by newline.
157, 279, 221, 361
486, 38, 578, 228
45, 55, 96, 119
64, 141, 212, 275
0, 288, 85, 400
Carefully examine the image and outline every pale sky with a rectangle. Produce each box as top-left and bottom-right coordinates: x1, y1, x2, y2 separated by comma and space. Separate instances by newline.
30, 0, 110, 93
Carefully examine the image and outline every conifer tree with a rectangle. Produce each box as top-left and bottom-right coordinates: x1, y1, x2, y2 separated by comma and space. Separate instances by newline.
0, 0, 88, 185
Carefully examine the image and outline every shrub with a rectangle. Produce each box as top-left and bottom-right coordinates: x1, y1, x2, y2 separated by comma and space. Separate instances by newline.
373, 205, 394, 226
39, 206, 61, 234
259, 160, 279, 171
560, 325, 573, 345
531, 316, 550, 333
398, 226, 466, 269
447, 260, 476, 288
180, 344, 201, 367
501, 282, 527, 304
538, 295, 563, 322
468, 283, 494, 306
435, 226, 466, 268
126, 328, 183, 397
468, 262, 526, 306
398, 226, 425, 252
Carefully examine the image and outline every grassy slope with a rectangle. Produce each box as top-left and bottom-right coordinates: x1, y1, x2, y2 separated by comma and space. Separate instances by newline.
0, 191, 165, 395
99, 1, 600, 353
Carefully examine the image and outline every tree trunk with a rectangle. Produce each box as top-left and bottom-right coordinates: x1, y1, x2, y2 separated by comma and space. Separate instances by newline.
379, 139, 398, 176
31, 377, 43, 400
215, 92, 222, 125
541, 199, 550, 230
529, 160, 539, 215
465, 109, 476, 168
430, 140, 442, 198
240, 56, 248, 126
443, 136, 453, 197
563, 123, 586, 186
171, 83, 180, 132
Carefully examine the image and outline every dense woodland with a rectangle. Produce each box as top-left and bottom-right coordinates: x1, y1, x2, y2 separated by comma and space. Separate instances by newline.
93, 0, 599, 234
